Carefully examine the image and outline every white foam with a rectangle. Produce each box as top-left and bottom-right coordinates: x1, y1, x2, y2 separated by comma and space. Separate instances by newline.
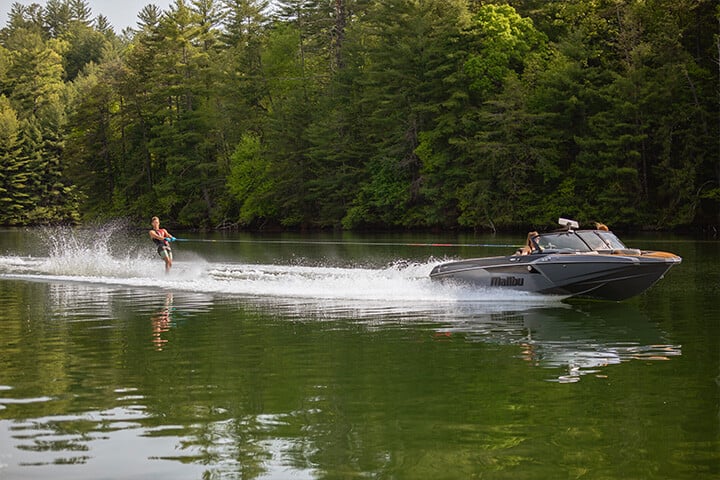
0, 226, 563, 306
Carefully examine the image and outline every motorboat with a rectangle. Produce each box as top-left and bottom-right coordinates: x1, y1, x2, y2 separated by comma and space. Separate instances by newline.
429, 218, 682, 301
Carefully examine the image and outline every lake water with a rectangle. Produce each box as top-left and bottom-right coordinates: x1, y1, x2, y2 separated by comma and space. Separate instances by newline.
0, 225, 718, 479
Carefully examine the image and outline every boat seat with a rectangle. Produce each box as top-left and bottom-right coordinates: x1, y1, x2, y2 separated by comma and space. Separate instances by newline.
641, 250, 681, 259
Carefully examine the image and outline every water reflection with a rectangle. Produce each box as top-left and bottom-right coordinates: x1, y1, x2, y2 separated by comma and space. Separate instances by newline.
0, 405, 208, 478
436, 302, 682, 382
151, 293, 174, 351
0, 283, 692, 479
205, 291, 683, 384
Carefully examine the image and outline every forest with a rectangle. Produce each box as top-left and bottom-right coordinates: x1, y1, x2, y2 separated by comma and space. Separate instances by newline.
0, 0, 718, 231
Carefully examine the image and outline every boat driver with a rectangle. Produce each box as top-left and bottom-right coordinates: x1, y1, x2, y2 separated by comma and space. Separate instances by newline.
517, 231, 540, 255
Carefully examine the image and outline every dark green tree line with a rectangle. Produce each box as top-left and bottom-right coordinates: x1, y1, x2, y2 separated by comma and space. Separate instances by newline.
0, 0, 718, 230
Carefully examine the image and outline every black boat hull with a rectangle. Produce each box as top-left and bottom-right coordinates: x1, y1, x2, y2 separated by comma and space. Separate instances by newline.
429, 252, 681, 301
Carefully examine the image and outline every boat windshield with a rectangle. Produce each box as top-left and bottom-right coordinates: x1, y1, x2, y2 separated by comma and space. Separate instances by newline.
535, 232, 592, 252
576, 231, 627, 251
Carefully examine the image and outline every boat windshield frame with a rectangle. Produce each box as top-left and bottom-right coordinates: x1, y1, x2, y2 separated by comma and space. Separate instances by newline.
534, 230, 628, 253
576, 230, 627, 251
534, 231, 593, 252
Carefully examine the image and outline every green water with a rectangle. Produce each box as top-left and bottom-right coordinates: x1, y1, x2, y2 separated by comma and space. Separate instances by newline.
0, 227, 718, 479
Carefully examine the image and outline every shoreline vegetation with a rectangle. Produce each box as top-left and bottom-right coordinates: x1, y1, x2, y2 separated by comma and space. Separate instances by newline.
0, 0, 718, 233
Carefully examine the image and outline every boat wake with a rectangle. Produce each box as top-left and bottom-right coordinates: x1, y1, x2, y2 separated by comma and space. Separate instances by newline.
0, 254, 561, 305
0, 226, 563, 309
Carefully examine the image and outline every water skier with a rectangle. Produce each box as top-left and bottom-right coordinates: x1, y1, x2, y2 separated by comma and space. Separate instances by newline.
149, 216, 175, 272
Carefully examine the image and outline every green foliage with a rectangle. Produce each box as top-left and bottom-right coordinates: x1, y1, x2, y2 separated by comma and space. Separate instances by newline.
227, 132, 278, 225
0, 0, 717, 230
464, 4, 546, 96
0, 14, 80, 225
61, 22, 108, 81
0, 95, 31, 224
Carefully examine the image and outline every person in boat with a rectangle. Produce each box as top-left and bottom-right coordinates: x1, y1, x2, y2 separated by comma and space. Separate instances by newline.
516, 231, 540, 255
149, 216, 175, 272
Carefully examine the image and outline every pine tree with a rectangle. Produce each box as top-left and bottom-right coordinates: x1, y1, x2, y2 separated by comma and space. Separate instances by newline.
0, 95, 33, 224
